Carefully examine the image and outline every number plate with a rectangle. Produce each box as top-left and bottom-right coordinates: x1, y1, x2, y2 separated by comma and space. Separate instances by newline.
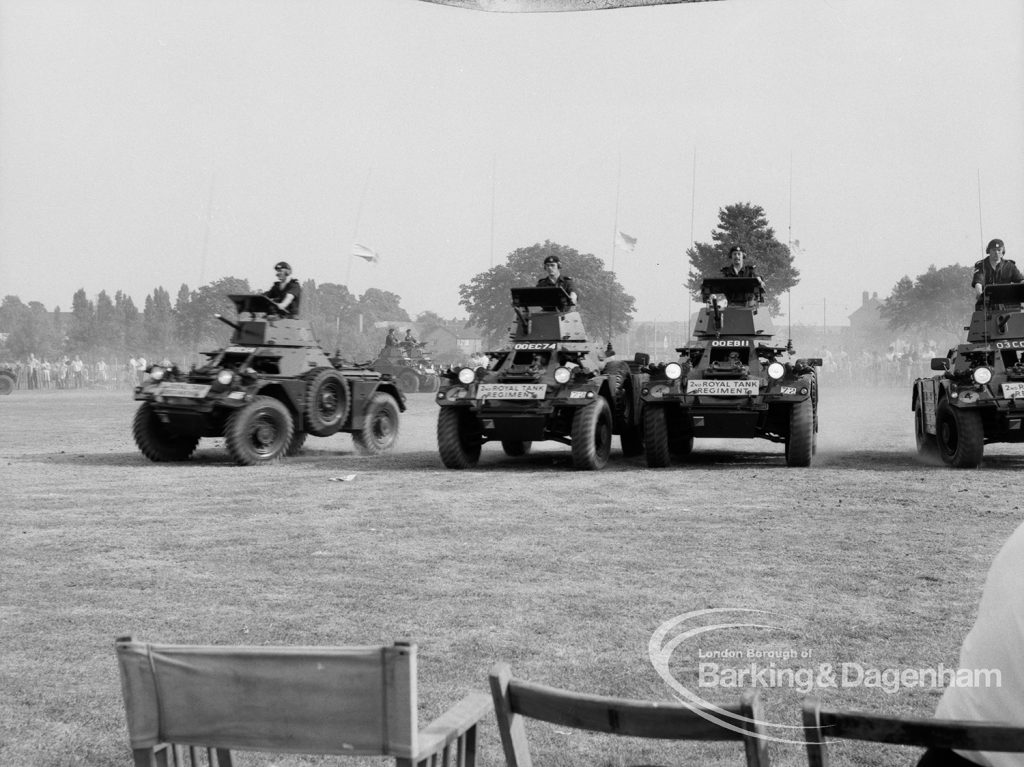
1002, 382, 1024, 399
686, 380, 760, 396
476, 383, 547, 400
157, 382, 211, 398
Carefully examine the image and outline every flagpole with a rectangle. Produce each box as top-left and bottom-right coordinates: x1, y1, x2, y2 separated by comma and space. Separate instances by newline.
347, 167, 373, 288
608, 152, 623, 349
687, 147, 696, 342
490, 154, 496, 268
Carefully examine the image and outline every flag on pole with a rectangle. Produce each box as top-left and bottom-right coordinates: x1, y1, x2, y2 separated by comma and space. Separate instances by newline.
352, 243, 380, 263
616, 231, 637, 252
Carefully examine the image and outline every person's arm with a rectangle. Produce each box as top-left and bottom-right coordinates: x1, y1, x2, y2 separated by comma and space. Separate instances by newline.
276, 292, 295, 312
972, 264, 985, 296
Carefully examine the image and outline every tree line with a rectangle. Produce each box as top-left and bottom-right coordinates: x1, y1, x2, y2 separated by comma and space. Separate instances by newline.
0, 278, 417, 366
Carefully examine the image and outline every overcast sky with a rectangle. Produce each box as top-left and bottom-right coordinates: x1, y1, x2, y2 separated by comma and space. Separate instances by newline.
1, 0, 1021, 327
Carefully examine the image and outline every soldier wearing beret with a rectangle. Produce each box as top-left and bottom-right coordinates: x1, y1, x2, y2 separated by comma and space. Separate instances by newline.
972, 239, 1022, 309
264, 261, 301, 317
536, 254, 578, 306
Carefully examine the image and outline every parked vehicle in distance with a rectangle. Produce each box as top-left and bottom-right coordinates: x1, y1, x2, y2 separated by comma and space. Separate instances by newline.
370, 342, 440, 393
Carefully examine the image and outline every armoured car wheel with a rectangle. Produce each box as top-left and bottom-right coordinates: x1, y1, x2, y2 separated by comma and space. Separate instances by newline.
644, 405, 671, 468
0, 373, 14, 395
286, 429, 307, 457
571, 397, 613, 470
304, 369, 350, 437
603, 361, 644, 456
785, 398, 814, 467
501, 440, 532, 457
419, 374, 440, 393
353, 393, 400, 455
935, 400, 984, 468
225, 396, 294, 465
437, 407, 482, 469
398, 370, 419, 393
914, 399, 937, 459
132, 403, 200, 462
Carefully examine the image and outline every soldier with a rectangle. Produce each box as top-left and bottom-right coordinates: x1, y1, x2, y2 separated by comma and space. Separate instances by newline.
536, 254, 578, 306
721, 246, 765, 288
971, 239, 1022, 309
264, 261, 301, 316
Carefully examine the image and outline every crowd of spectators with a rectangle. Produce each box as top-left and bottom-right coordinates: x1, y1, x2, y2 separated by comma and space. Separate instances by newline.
0, 353, 159, 391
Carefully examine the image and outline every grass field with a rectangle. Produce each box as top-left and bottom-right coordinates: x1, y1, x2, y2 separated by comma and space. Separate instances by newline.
2, 383, 1022, 766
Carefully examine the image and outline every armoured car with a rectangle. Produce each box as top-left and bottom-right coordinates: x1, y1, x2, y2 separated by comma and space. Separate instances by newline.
641, 277, 821, 467
913, 282, 1024, 467
0, 365, 15, 395
435, 286, 645, 470
371, 342, 439, 393
132, 294, 404, 465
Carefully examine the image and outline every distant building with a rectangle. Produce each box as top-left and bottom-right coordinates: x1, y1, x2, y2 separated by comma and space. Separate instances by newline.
847, 291, 888, 347
421, 321, 485, 363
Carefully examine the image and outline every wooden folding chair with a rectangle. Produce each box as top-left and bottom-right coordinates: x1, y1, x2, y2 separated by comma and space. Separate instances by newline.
802, 695, 1024, 767
489, 662, 769, 766
114, 636, 492, 767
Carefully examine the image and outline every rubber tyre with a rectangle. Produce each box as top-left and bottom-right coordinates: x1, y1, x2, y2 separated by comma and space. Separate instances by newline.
304, 369, 350, 437
603, 361, 644, 456
0, 373, 14, 395
419, 374, 439, 393
353, 393, 400, 455
437, 407, 482, 469
914, 399, 937, 459
501, 440, 532, 457
225, 396, 294, 465
644, 405, 671, 468
936, 400, 984, 468
785, 398, 814, 467
571, 397, 613, 470
285, 429, 307, 457
398, 370, 419, 394
132, 403, 200, 462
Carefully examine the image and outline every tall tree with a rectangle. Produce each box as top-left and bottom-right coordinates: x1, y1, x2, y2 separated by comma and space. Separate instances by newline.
175, 277, 252, 351
94, 290, 118, 359
143, 286, 175, 353
685, 202, 799, 315
358, 288, 409, 328
115, 290, 143, 357
459, 240, 635, 346
66, 289, 96, 354
880, 264, 973, 344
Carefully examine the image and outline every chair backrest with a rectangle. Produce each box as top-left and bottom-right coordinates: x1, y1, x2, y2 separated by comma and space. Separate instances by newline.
802, 696, 1024, 767
115, 636, 491, 767
489, 662, 769, 767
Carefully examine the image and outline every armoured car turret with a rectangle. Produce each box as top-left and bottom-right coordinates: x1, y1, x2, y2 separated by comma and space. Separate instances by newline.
435, 286, 645, 470
912, 282, 1024, 467
641, 277, 821, 467
132, 294, 405, 465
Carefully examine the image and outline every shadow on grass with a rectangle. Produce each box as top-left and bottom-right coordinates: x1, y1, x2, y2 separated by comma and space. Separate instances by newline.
14, 444, 1024, 473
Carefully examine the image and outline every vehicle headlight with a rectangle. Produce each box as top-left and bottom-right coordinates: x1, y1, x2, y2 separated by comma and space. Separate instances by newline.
664, 362, 683, 380
553, 366, 571, 384
217, 369, 234, 386
149, 366, 165, 381
767, 362, 785, 380
972, 367, 992, 385
457, 367, 476, 385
